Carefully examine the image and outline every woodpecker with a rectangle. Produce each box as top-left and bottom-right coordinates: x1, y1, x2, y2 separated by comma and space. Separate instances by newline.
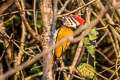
55, 15, 85, 59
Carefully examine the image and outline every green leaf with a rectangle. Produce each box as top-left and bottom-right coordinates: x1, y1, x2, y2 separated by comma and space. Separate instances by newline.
30, 63, 41, 74
83, 37, 90, 45
88, 28, 99, 40
83, 28, 98, 57
37, 19, 43, 27
77, 63, 95, 79
93, 75, 98, 80
86, 45, 96, 57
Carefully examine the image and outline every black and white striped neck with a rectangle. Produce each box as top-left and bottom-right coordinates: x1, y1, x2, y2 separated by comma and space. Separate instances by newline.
63, 16, 80, 29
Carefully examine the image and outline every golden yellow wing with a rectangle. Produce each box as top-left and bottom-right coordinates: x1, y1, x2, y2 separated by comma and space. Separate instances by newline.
55, 26, 73, 58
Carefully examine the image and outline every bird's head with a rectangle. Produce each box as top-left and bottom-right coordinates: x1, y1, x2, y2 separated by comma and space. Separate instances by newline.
63, 15, 85, 29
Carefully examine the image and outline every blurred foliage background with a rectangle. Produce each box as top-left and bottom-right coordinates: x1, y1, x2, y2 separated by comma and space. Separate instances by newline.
0, 0, 120, 80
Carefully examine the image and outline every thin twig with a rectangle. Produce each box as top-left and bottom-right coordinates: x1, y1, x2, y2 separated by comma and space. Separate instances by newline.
33, 0, 38, 33
58, 0, 71, 15
96, 50, 115, 65
67, 38, 83, 80
15, 0, 43, 43
57, 0, 96, 17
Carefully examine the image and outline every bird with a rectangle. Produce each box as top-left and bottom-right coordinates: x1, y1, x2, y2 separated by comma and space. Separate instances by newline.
55, 15, 85, 59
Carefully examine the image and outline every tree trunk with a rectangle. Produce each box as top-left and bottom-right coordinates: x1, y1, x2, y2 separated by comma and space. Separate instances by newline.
40, 0, 53, 80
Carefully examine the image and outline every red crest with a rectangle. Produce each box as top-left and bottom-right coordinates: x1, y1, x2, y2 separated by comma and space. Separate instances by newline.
72, 15, 85, 26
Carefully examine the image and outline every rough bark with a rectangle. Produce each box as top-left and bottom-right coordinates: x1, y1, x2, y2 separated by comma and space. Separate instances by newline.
40, 0, 53, 80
